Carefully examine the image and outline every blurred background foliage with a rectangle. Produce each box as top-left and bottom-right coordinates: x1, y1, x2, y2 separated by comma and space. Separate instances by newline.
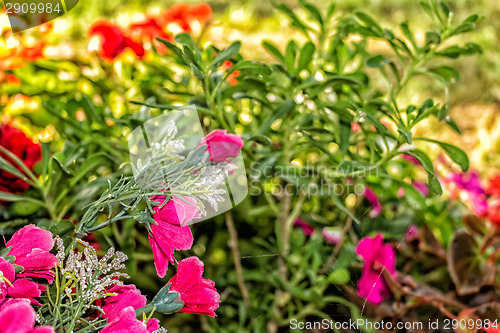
1, 0, 500, 332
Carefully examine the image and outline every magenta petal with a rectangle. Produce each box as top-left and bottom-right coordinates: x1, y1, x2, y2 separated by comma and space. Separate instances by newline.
146, 318, 160, 333
102, 285, 147, 322
101, 307, 149, 333
8, 279, 45, 305
0, 298, 36, 331
168, 257, 220, 317
7, 225, 54, 255
0, 257, 16, 282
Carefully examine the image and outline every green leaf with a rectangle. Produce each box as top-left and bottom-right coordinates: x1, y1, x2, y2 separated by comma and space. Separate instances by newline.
258, 100, 295, 134
41, 142, 50, 182
355, 12, 383, 36
210, 41, 241, 71
400, 182, 426, 210
449, 22, 476, 36
425, 31, 441, 46
0, 155, 33, 186
297, 41, 315, 72
50, 220, 75, 248
406, 150, 442, 195
284, 40, 299, 74
275, 3, 310, 35
438, 2, 451, 19
419, 1, 434, 19
397, 128, 412, 144
414, 138, 469, 171
448, 231, 495, 296
299, 0, 323, 27
156, 38, 185, 60
400, 21, 417, 49
0, 191, 44, 205
428, 65, 460, 83
190, 63, 205, 80
366, 54, 390, 68
262, 41, 285, 63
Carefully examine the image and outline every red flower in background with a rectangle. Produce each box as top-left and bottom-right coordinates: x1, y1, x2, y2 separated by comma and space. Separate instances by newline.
162, 3, 212, 32
89, 20, 145, 60
0, 124, 41, 194
167, 257, 220, 317
129, 17, 172, 55
487, 175, 500, 197
222, 60, 239, 86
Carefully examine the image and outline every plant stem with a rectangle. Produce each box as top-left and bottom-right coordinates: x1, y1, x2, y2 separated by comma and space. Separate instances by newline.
225, 211, 250, 307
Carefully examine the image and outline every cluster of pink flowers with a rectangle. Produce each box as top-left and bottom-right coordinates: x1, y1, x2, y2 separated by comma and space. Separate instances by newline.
446, 171, 500, 226
0, 225, 57, 332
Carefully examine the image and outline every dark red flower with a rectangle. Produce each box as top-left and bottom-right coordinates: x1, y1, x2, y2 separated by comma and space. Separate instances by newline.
167, 257, 220, 317
0, 124, 41, 194
89, 20, 145, 60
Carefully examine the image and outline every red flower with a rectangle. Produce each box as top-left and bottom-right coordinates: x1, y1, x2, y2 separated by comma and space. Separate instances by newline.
163, 3, 212, 32
222, 60, 239, 86
89, 20, 145, 60
487, 175, 500, 197
129, 17, 172, 55
167, 257, 220, 317
487, 198, 500, 225
0, 124, 41, 194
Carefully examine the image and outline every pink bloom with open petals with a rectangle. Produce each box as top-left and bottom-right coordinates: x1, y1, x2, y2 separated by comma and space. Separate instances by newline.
198, 129, 243, 163
101, 284, 146, 322
167, 257, 220, 317
6, 225, 57, 283
0, 257, 46, 305
100, 284, 158, 330
149, 196, 197, 277
0, 298, 54, 332
152, 195, 200, 227
101, 307, 150, 333
356, 234, 396, 304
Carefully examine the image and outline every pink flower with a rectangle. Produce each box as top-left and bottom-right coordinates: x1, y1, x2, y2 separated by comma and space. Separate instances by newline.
148, 196, 198, 277
99, 284, 159, 331
446, 171, 488, 216
101, 306, 153, 333
363, 187, 382, 218
167, 257, 220, 317
198, 129, 244, 163
322, 228, 342, 245
101, 285, 146, 322
0, 256, 47, 306
0, 298, 54, 332
355, 234, 396, 304
404, 225, 418, 241
6, 225, 57, 283
293, 218, 315, 236
152, 195, 200, 227
413, 181, 429, 197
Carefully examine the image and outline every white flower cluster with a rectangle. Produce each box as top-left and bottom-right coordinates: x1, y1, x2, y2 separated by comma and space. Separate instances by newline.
55, 237, 129, 302
195, 162, 236, 211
